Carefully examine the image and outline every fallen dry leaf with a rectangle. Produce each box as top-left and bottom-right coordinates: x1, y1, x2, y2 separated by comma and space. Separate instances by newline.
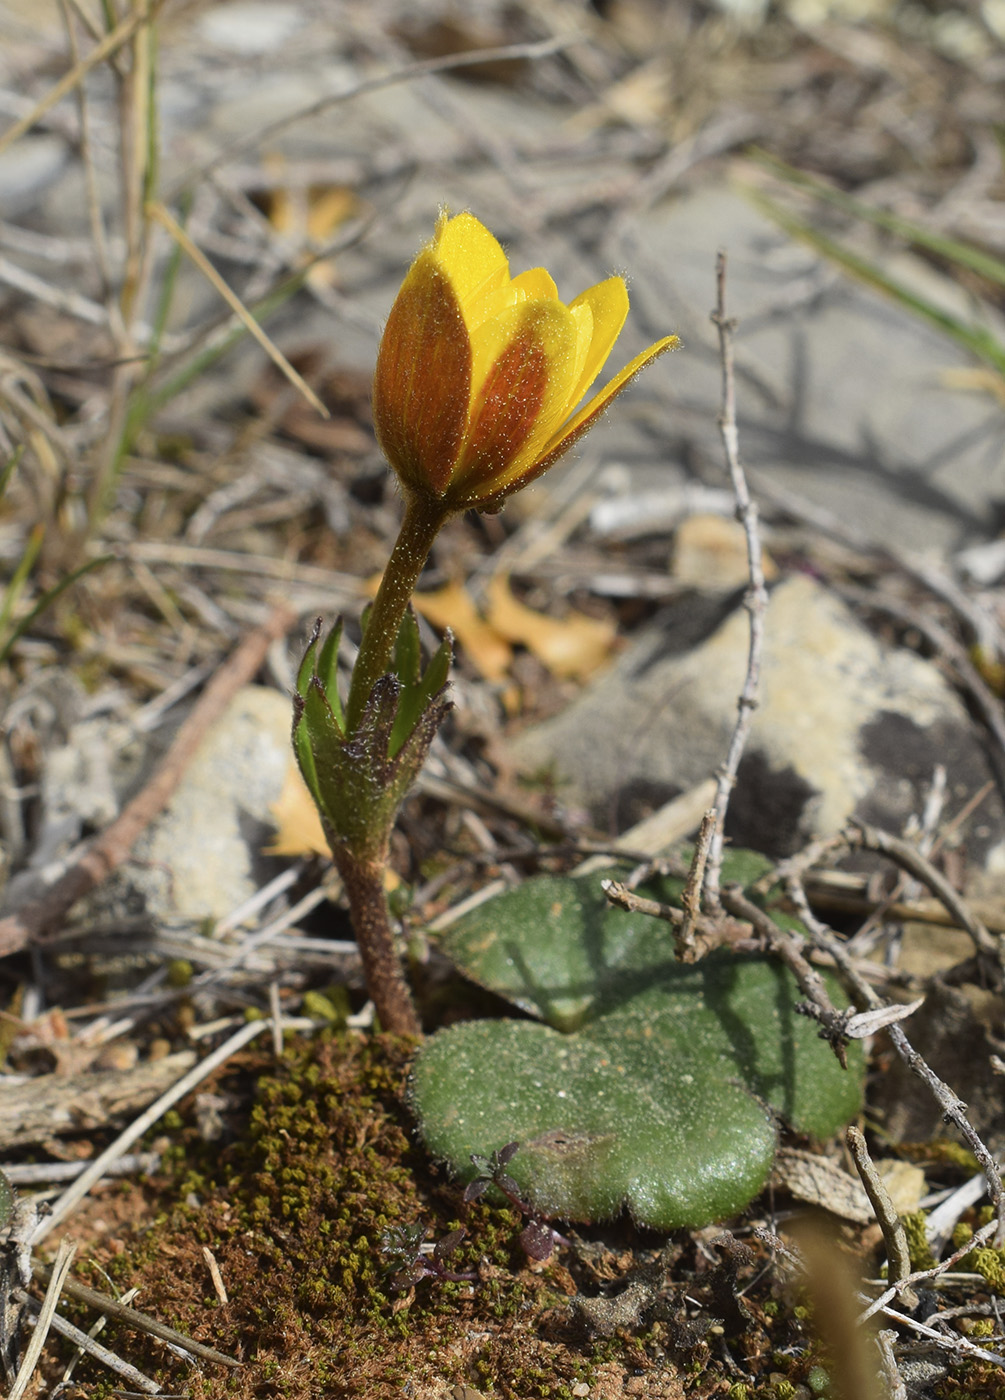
259, 155, 361, 290
485, 575, 616, 680
266, 762, 330, 858
410, 579, 513, 682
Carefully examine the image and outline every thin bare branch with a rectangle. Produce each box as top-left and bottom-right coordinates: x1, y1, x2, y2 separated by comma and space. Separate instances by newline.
845, 818, 998, 959
846, 1126, 917, 1309
786, 874, 1005, 1242
8, 1240, 76, 1400
718, 883, 851, 1064
704, 251, 769, 910
14, 1290, 161, 1394
32, 1268, 240, 1368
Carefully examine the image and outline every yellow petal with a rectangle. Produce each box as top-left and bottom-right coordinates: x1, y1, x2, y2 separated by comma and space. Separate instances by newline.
566, 277, 630, 408
510, 267, 559, 303
434, 212, 511, 330
451, 299, 583, 505
537, 334, 681, 471
372, 248, 472, 495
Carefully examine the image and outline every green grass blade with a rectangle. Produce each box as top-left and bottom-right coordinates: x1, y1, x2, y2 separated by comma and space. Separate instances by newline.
0, 523, 45, 645
0, 553, 112, 666
0, 444, 25, 501
749, 148, 1005, 289
747, 188, 1005, 378
140, 265, 311, 425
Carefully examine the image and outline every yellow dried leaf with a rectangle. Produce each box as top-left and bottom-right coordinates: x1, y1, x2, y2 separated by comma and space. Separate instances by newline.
485, 575, 616, 680
260, 156, 360, 290
266, 762, 330, 858
411, 580, 513, 682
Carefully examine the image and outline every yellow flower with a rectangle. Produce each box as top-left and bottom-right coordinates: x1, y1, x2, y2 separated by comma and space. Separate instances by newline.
372, 212, 679, 513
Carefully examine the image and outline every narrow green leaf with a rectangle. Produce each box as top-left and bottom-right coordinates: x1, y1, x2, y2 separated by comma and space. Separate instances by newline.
0, 522, 44, 648
750, 149, 1005, 289
292, 713, 321, 806
392, 607, 422, 687
0, 444, 25, 501
388, 633, 453, 759
295, 620, 323, 696
0, 1169, 13, 1231
0, 551, 114, 667
748, 189, 1005, 377
316, 619, 345, 728
302, 676, 345, 760
420, 633, 452, 701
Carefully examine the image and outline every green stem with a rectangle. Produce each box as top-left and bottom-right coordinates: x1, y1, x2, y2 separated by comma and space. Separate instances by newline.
345, 490, 448, 730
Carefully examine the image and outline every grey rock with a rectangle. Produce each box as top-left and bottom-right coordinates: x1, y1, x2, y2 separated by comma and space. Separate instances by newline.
196, 2, 306, 55
510, 573, 1003, 859
616, 186, 1005, 555
125, 685, 293, 921
9, 685, 294, 926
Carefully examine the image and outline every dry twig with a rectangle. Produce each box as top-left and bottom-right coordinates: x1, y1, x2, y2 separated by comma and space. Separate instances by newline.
785, 874, 1005, 1243
846, 1126, 917, 1310
845, 819, 999, 961
13, 1289, 161, 1394
7, 1240, 76, 1400
31, 1268, 239, 1369
703, 251, 769, 910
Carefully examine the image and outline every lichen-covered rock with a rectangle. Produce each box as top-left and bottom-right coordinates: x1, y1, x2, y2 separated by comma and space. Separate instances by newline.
509, 574, 1003, 862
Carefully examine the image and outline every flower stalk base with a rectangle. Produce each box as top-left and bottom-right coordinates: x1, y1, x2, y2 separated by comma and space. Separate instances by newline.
337, 847, 421, 1038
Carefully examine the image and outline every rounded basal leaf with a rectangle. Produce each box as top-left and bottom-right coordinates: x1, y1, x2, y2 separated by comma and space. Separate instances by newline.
414, 860, 864, 1228
411, 1013, 778, 1228
437, 855, 775, 1030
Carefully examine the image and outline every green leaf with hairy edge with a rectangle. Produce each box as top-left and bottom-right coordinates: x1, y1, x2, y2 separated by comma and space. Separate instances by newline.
411, 1011, 777, 1227
422, 634, 452, 699
390, 630, 452, 759
316, 619, 344, 727
392, 607, 422, 686
292, 714, 321, 806
0, 1169, 13, 1231
437, 851, 772, 1029
296, 623, 321, 695
411, 858, 864, 1228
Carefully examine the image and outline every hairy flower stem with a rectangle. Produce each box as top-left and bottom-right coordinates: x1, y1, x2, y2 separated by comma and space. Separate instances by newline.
345, 491, 448, 732
337, 845, 422, 1038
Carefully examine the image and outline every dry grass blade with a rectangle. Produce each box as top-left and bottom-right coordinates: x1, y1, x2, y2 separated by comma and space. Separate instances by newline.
7, 1239, 76, 1400
31, 1270, 240, 1369
146, 202, 329, 418
13, 1288, 161, 1394
0, 4, 162, 156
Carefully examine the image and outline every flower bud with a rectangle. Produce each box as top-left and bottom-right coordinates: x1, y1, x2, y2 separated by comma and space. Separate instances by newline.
373, 212, 678, 513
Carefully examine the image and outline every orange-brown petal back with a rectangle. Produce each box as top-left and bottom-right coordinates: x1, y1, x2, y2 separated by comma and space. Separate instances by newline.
446, 323, 557, 506
478, 334, 681, 510
372, 252, 472, 497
